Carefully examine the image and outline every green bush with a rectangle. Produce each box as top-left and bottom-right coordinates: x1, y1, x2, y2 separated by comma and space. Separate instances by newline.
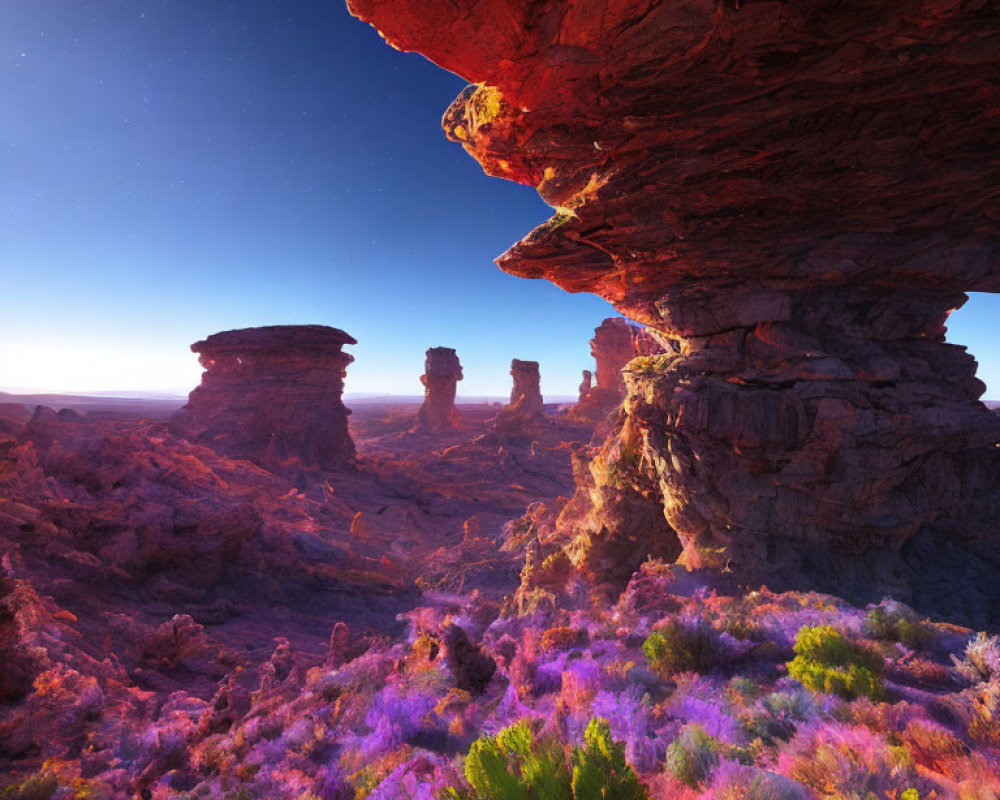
642, 619, 720, 676
787, 626, 883, 700
863, 601, 933, 649
665, 724, 720, 789
571, 718, 649, 800
448, 718, 646, 800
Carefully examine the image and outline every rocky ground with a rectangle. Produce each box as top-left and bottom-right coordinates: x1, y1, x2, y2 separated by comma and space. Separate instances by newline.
1, 399, 999, 799
0, 398, 596, 789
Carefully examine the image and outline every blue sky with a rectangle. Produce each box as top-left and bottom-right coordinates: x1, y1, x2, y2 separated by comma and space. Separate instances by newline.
0, 1, 995, 399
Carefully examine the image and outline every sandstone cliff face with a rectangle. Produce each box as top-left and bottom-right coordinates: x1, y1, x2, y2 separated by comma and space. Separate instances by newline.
175, 325, 356, 470
413, 347, 464, 431
348, 0, 1000, 621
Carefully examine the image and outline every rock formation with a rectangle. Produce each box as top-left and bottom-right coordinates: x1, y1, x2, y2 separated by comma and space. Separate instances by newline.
175, 325, 356, 470
413, 347, 463, 431
482, 358, 545, 441
508, 359, 543, 416
574, 318, 638, 420
348, 0, 1000, 622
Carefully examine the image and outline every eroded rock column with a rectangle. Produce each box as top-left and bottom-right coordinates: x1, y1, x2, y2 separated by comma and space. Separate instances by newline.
577, 370, 592, 405
575, 318, 638, 420
175, 325, 356, 470
631, 287, 999, 608
413, 347, 463, 431
483, 358, 545, 441
508, 359, 543, 417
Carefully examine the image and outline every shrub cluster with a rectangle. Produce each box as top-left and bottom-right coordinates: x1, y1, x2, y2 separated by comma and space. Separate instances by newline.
863, 600, 934, 649
642, 618, 721, 676
445, 717, 648, 800
786, 625, 884, 700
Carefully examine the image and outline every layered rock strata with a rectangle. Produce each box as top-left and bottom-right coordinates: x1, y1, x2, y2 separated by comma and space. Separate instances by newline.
575, 318, 639, 420
413, 347, 464, 431
349, 0, 1000, 621
175, 325, 356, 470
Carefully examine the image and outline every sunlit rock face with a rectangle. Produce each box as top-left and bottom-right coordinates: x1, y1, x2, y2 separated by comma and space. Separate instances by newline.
575, 318, 639, 420
413, 347, 464, 431
175, 325, 356, 470
349, 0, 1000, 620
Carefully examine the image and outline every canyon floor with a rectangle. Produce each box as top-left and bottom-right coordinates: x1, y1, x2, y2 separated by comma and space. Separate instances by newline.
0, 398, 591, 709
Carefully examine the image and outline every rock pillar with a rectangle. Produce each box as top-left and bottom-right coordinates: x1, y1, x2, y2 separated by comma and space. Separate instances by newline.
577, 370, 593, 405
413, 347, 463, 431
575, 318, 637, 420
483, 359, 545, 441
508, 359, 543, 417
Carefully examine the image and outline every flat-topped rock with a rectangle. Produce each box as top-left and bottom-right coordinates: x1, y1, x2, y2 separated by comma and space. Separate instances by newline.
176, 324, 356, 470
508, 359, 542, 417
192, 325, 356, 354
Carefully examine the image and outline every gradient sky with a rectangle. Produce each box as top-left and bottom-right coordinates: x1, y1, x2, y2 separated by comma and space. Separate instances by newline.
1, 1, 997, 399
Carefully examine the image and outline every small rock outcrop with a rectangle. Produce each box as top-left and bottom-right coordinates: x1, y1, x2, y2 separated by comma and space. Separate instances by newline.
443, 623, 496, 695
349, 0, 1000, 623
175, 325, 356, 470
574, 318, 638, 420
0, 403, 29, 425
412, 347, 463, 431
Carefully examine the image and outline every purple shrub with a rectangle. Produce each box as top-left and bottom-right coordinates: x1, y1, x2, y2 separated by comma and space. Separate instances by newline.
591, 688, 658, 773
366, 753, 462, 800
491, 681, 539, 730
535, 651, 570, 695
699, 761, 814, 800
310, 764, 355, 800
560, 657, 603, 716
355, 685, 439, 759
776, 722, 930, 799
670, 694, 742, 745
